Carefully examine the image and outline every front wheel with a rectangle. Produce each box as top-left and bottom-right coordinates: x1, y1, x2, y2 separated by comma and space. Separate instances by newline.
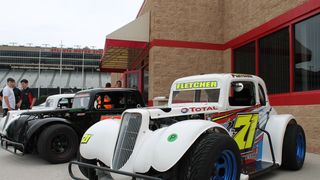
37, 124, 78, 164
179, 132, 240, 180
77, 150, 98, 180
281, 124, 306, 170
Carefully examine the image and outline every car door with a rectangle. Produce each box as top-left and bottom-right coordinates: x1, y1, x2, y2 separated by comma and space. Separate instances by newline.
227, 81, 259, 151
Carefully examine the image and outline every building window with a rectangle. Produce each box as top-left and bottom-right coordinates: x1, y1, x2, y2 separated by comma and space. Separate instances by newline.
259, 28, 290, 94
294, 14, 320, 91
233, 28, 290, 94
233, 42, 256, 75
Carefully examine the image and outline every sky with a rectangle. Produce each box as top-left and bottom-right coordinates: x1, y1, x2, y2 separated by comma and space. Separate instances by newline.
0, 0, 144, 49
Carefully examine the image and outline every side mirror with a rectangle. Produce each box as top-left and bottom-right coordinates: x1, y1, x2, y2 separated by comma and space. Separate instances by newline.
232, 82, 244, 92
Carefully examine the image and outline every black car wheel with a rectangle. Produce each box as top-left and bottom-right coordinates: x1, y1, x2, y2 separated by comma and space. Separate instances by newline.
281, 124, 306, 170
37, 124, 78, 164
179, 132, 240, 180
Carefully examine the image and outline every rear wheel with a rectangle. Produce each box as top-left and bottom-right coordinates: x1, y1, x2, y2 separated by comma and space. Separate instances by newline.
179, 132, 240, 180
37, 124, 78, 164
281, 124, 306, 170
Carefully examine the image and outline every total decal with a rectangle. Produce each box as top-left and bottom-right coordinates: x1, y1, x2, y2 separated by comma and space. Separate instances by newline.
181, 106, 218, 113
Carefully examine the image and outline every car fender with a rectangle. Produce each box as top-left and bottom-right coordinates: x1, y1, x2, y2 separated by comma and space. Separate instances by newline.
80, 119, 121, 167
262, 114, 296, 165
25, 117, 72, 141
132, 120, 228, 172
0, 110, 27, 135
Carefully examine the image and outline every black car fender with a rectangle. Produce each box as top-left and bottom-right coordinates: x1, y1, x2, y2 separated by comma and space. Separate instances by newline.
25, 117, 73, 143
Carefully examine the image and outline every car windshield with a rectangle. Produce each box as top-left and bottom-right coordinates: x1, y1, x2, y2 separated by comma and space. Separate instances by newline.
172, 89, 220, 104
45, 99, 54, 107
72, 93, 90, 109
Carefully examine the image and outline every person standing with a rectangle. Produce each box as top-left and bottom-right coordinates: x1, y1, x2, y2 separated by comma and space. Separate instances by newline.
2, 78, 16, 117
105, 82, 111, 88
20, 79, 36, 110
13, 81, 22, 109
115, 80, 122, 88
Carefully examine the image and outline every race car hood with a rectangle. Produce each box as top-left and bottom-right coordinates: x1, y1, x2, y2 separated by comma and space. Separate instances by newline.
146, 104, 223, 119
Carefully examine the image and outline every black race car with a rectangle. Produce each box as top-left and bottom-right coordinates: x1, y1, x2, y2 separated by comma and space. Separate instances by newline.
0, 88, 145, 163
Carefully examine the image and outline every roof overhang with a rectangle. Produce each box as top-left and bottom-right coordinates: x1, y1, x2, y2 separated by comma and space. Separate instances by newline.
100, 12, 150, 73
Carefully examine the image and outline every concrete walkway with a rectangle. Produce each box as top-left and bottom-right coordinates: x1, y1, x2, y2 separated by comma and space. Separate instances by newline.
0, 148, 319, 179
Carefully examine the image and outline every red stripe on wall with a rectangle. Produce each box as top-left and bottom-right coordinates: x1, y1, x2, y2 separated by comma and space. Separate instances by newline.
105, 39, 148, 49
269, 90, 320, 106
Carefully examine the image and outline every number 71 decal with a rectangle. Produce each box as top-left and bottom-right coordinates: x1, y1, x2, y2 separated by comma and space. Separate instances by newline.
81, 134, 92, 144
233, 113, 259, 150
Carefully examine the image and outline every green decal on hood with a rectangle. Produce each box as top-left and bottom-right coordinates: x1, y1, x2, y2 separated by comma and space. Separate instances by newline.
167, 133, 178, 142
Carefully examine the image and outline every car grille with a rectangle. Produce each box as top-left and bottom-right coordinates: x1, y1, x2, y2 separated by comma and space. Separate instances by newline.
112, 113, 142, 170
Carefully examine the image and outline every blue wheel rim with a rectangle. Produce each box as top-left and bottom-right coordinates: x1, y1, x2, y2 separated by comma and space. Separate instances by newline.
296, 132, 305, 163
211, 150, 237, 180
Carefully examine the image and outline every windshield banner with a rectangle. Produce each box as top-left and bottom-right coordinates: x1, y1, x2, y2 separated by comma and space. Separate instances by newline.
176, 81, 217, 90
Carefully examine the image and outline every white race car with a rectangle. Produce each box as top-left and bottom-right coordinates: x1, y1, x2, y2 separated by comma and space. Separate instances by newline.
70, 74, 306, 180
0, 93, 74, 138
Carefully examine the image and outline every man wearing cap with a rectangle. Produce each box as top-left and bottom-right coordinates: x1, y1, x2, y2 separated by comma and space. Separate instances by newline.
20, 79, 36, 110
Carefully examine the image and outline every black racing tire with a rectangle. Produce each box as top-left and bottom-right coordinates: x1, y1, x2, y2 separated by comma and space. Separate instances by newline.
77, 150, 98, 180
179, 132, 240, 180
37, 124, 78, 164
281, 124, 306, 170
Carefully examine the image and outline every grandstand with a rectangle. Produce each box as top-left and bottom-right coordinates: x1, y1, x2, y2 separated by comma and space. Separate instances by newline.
0, 45, 111, 97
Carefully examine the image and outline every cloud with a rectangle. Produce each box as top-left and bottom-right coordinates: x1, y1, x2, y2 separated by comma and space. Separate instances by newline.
0, 0, 144, 48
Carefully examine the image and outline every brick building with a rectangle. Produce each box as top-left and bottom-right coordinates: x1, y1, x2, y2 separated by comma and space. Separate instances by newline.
100, 0, 320, 154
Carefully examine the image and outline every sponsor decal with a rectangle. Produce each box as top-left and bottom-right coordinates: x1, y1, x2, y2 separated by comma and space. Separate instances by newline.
181, 108, 189, 113
176, 81, 217, 90
190, 106, 217, 112
231, 74, 253, 78
233, 113, 259, 150
167, 133, 178, 142
181, 106, 217, 113
81, 134, 92, 144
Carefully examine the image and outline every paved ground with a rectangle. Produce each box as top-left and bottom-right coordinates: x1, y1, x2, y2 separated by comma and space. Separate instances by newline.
0, 148, 319, 179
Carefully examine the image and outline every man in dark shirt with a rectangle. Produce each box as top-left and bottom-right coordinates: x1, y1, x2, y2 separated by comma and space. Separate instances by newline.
20, 79, 36, 110
13, 81, 22, 109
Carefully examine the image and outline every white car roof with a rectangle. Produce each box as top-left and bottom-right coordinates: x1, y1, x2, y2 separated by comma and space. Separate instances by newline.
173, 73, 261, 83
46, 94, 75, 99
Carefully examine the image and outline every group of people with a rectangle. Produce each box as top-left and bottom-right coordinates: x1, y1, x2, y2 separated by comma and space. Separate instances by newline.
0, 78, 36, 117
105, 80, 122, 88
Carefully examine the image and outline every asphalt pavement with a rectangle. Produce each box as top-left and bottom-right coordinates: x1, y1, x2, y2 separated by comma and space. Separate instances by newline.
0, 147, 319, 180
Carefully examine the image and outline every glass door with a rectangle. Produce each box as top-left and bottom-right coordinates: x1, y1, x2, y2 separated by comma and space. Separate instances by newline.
125, 69, 142, 92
